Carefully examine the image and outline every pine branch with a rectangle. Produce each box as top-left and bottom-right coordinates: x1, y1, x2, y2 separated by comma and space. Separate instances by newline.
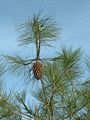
0, 95, 30, 120
16, 92, 36, 118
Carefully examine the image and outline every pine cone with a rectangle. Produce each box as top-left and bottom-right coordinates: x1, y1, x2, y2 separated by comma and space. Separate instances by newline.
33, 60, 42, 80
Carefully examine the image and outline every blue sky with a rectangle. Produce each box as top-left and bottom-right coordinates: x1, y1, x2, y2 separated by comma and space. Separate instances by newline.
0, 0, 90, 90
0, 0, 90, 54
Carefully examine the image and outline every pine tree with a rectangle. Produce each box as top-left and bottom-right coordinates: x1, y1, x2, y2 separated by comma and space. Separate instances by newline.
1, 12, 90, 120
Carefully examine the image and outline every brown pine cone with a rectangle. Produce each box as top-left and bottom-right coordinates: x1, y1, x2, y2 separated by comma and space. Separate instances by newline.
33, 60, 42, 80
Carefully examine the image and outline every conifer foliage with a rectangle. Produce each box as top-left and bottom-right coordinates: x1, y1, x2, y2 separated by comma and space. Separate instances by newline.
0, 12, 90, 120
17, 13, 58, 80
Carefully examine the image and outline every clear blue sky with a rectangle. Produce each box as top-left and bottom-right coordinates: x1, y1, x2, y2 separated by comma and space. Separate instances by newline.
0, 0, 90, 90
0, 0, 90, 54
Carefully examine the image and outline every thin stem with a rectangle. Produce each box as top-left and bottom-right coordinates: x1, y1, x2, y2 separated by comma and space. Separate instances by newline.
35, 23, 41, 59
22, 57, 58, 65
41, 79, 47, 101
18, 97, 36, 117
49, 94, 54, 120
49, 84, 55, 120
41, 78, 49, 119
